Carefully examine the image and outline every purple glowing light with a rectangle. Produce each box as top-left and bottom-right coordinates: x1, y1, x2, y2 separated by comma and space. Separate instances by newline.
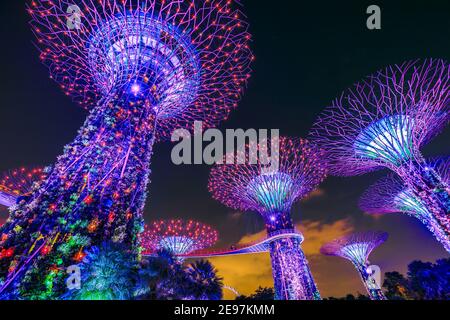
27, 0, 254, 139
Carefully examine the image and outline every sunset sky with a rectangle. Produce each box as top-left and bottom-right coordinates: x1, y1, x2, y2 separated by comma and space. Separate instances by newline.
0, 0, 449, 299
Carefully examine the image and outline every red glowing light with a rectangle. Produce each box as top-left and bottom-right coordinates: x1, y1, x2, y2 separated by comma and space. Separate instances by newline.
141, 219, 218, 255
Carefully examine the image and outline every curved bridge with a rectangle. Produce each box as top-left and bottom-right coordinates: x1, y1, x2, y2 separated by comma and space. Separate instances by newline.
223, 285, 241, 297
143, 230, 304, 259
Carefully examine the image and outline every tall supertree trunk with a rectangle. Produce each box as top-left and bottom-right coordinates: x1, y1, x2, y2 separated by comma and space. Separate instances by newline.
265, 215, 321, 300
0, 93, 156, 299
269, 236, 320, 300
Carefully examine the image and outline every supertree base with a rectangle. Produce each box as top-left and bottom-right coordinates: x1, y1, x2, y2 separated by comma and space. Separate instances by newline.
268, 233, 321, 300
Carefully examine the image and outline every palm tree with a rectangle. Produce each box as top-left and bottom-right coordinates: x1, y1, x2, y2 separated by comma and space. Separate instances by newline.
185, 260, 223, 300
134, 258, 159, 300
135, 252, 224, 300
136, 249, 190, 300
64, 241, 138, 300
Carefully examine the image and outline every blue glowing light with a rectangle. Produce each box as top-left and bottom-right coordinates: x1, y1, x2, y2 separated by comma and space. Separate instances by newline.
159, 236, 195, 255
394, 189, 430, 218
340, 243, 372, 266
354, 115, 414, 165
247, 172, 295, 214
395, 189, 450, 252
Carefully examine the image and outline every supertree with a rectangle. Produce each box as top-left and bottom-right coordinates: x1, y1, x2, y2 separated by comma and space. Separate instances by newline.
141, 220, 218, 257
310, 60, 450, 237
320, 231, 389, 300
0, 0, 252, 299
0, 167, 46, 208
208, 136, 327, 300
360, 157, 450, 253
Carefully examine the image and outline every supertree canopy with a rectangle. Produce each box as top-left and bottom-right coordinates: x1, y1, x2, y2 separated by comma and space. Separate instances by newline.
209, 137, 327, 300
360, 157, 450, 253
141, 220, 218, 256
310, 59, 450, 240
0, 0, 252, 299
320, 231, 388, 300
0, 167, 46, 207
27, 0, 252, 138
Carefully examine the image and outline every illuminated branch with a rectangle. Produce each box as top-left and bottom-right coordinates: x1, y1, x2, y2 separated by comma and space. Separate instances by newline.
209, 137, 327, 233
27, 0, 253, 138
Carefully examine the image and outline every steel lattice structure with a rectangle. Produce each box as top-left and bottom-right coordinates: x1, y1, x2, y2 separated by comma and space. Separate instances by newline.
321, 231, 388, 300
141, 220, 218, 256
360, 157, 450, 253
310, 59, 450, 240
209, 137, 327, 300
0, 0, 252, 299
0, 167, 46, 208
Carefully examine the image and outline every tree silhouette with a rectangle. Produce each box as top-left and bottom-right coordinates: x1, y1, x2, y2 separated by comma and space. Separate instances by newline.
236, 287, 275, 300
382, 272, 412, 300
135, 252, 223, 300
383, 258, 450, 300
185, 260, 223, 300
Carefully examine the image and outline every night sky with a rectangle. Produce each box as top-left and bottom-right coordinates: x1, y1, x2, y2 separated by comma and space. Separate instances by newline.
0, 0, 449, 299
